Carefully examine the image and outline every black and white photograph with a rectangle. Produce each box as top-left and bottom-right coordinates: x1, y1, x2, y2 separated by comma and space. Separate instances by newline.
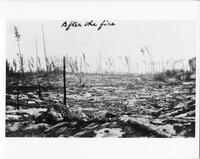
1, 1, 200, 159
5, 20, 196, 138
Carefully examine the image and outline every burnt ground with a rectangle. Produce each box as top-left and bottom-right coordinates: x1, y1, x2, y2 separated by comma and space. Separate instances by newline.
6, 73, 195, 137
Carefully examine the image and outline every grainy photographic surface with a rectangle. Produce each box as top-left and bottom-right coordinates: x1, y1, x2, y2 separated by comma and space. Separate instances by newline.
6, 20, 196, 137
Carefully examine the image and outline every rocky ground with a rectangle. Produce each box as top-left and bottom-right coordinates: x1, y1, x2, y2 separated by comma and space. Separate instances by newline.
6, 73, 195, 137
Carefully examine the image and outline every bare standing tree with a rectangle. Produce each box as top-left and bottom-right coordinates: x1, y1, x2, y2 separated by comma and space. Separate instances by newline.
97, 52, 102, 73
140, 47, 147, 74
28, 59, 33, 73
82, 53, 90, 73
35, 34, 39, 73
41, 24, 49, 72
13, 59, 17, 73
144, 46, 154, 73
79, 56, 83, 73
125, 56, 131, 74
13, 25, 24, 73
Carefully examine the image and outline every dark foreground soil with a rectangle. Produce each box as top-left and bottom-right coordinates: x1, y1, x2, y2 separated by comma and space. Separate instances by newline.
6, 73, 195, 137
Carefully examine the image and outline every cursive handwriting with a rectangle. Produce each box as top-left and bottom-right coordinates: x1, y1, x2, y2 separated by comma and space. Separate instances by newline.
61, 20, 116, 31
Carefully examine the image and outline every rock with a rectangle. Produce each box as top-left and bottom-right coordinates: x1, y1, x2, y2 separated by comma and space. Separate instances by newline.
70, 106, 89, 121
7, 122, 21, 132
94, 128, 125, 138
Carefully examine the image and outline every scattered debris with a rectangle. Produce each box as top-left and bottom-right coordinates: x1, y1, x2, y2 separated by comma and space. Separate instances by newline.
6, 73, 195, 137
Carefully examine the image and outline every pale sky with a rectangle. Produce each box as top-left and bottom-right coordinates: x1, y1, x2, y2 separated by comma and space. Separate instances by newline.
6, 20, 196, 73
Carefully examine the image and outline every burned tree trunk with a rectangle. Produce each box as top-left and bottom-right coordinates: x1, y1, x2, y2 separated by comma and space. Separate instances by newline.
63, 56, 66, 105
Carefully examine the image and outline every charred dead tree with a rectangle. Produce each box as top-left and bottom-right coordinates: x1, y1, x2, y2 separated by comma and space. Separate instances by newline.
41, 24, 49, 73
34, 35, 42, 99
82, 53, 90, 73
74, 56, 79, 73
65, 56, 77, 74
79, 56, 83, 74
125, 56, 131, 74
105, 57, 115, 74
27, 57, 35, 73
96, 52, 102, 74
63, 56, 66, 105
35, 34, 39, 73
14, 25, 24, 74
41, 24, 51, 86
12, 59, 17, 73
49, 57, 56, 74
144, 46, 155, 74
119, 56, 125, 74
13, 25, 24, 110
140, 47, 147, 74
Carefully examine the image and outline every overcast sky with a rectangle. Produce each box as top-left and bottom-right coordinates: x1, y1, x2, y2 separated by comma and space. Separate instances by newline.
6, 20, 196, 73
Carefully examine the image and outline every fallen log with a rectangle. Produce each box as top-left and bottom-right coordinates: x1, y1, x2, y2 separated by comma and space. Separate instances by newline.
120, 115, 174, 137
44, 122, 70, 134
162, 117, 195, 124
160, 104, 195, 118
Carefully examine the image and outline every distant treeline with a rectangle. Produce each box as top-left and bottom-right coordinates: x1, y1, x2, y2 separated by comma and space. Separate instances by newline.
7, 25, 196, 76
6, 55, 196, 75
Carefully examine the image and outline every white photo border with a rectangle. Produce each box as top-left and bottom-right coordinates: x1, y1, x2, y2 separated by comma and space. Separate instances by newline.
0, 1, 199, 159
